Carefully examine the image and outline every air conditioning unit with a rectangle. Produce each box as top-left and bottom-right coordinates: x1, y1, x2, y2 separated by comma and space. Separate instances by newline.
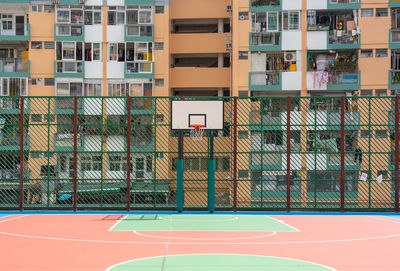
227, 5, 232, 12
226, 43, 232, 50
284, 52, 296, 62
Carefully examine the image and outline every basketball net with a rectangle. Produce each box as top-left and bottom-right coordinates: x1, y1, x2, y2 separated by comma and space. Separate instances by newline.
190, 124, 205, 141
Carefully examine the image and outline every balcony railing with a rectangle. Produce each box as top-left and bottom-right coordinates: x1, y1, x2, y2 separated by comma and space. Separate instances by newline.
328, 31, 359, 48
125, 25, 153, 41
55, 24, 84, 41
0, 59, 29, 73
55, 61, 84, 77
250, 32, 280, 47
249, 71, 281, 90
125, 62, 154, 78
390, 70, 400, 87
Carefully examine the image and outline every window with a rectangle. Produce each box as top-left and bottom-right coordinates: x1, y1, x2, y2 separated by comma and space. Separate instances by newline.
360, 50, 373, 58
108, 6, 125, 25
32, 5, 42, 12
56, 82, 83, 96
31, 78, 42, 85
155, 42, 164, 50
361, 9, 373, 17
238, 131, 248, 139
361, 130, 372, 138
81, 155, 101, 171
85, 6, 102, 25
376, 49, 388, 57
44, 5, 54, 13
108, 83, 128, 96
360, 90, 373, 96
307, 171, 358, 192
46, 114, 56, 122
0, 78, 27, 96
376, 8, 388, 17
238, 170, 249, 179
239, 91, 248, 97
376, 89, 387, 96
146, 156, 152, 172
216, 157, 230, 172
84, 83, 101, 96
84, 42, 101, 61
376, 130, 387, 138
44, 42, 55, 49
44, 78, 55, 86
239, 51, 248, 60
1, 14, 12, 30
155, 6, 164, 14
377, 171, 388, 179
31, 114, 42, 122
155, 79, 164, 87
282, 11, 300, 30
239, 12, 249, 20
31, 153, 41, 159
31, 42, 42, 49
109, 156, 122, 171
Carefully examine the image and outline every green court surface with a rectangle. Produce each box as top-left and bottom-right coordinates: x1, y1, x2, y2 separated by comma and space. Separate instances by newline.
108, 254, 333, 271
110, 215, 297, 232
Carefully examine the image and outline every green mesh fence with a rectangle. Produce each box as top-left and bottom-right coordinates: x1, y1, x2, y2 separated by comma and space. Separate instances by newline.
0, 96, 398, 211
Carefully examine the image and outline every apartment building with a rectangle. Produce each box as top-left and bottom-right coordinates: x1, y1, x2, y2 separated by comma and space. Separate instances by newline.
0, 0, 398, 209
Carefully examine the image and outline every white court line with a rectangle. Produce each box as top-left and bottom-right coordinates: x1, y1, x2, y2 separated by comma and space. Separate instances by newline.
105, 253, 336, 271
1, 230, 400, 245
367, 216, 400, 225
108, 215, 127, 232
132, 231, 277, 240
0, 215, 28, 224
266, 216, 300, 232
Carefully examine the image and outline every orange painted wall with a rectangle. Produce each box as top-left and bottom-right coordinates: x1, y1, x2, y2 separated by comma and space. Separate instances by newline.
171, 33, 228, 54
171, 0, 231, 19
28, 8, 55, 96
170, 67, 230, 88
154, 5, 170, 96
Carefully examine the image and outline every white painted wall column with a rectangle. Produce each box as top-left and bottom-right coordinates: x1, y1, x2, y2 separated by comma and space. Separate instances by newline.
218, 19, 224, 33
218, 53, 224, 68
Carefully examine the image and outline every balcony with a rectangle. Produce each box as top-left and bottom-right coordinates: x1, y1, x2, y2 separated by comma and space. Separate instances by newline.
171, 33, 228, 54
390, 0, 400, 8
328, 31, 360, 50
327, 0, 360, 9
390, 29, 400, 48
0, 23, 30, 41
0, 132, 29, 151
326, 153, 361, 171
125, 62, 154, 78
249, 0, 281, 11
389, 70, 400, 89
54, 97, 84, 114
125, 25, 154, 42
170, 67, 230, 88
249, 71, 281, 91
0, 97, 30, 114
54, 133, 83, 151
54, 61, 84, 78
125, 0, 155, 4
249, 32, 281, 51
307, 71, 360, 91
0, 59, 29, 77
54, 24, 84, 41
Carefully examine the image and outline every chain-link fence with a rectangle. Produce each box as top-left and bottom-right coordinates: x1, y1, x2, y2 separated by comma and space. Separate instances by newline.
0, 96, 398, 211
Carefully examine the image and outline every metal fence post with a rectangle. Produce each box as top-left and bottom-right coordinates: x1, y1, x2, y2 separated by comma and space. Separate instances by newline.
341, 96, 345, 212
233, 97, 238, 212
395, 96, 399, 212
73, 96, 78, 211
286, 96, 291, 212
19, 96, 24, 211
126, 96, 131, 211
177, 97, 184, 213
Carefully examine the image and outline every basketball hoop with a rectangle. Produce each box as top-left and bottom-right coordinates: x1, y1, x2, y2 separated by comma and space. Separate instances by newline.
190, 124, 205, 141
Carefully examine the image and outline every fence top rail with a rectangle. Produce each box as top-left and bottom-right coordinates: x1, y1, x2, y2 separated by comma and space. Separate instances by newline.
4, 96, 399, 99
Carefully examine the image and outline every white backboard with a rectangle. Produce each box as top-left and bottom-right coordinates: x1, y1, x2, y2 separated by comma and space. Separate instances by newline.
171, 100, 224, 130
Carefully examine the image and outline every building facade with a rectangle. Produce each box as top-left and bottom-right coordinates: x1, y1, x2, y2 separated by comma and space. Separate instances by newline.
0, 0, 399, 210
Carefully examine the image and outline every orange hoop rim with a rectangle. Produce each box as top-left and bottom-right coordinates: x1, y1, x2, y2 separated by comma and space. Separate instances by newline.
190, 124, 205, 131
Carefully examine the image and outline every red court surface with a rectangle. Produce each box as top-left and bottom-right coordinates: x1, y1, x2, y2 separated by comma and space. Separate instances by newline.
0, 213, 399, 270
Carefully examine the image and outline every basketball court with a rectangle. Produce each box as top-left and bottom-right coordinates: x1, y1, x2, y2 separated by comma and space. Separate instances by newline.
0, 212, 399, 270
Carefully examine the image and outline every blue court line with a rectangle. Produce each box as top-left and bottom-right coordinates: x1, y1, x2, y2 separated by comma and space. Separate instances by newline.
0, 211, 399, 216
